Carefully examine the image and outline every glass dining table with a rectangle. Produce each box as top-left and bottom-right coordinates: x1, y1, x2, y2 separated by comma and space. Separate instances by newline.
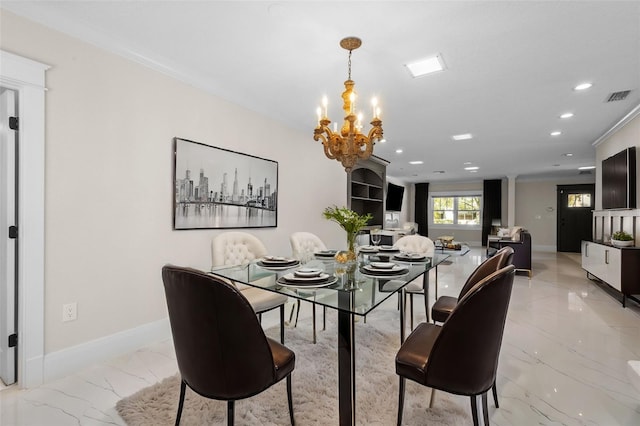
210, 252, 450, 426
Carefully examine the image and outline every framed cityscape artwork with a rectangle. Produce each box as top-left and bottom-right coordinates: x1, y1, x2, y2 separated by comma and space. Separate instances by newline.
173, 137, 278, 229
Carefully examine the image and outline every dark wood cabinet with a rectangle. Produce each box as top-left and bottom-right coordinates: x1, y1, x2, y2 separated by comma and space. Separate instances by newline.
348, 157, 388, 228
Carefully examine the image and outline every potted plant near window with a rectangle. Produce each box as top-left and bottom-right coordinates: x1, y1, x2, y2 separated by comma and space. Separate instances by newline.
611, 230, 634, 247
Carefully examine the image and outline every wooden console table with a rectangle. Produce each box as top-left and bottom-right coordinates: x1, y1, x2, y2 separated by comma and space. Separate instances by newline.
581, 240, 640, 307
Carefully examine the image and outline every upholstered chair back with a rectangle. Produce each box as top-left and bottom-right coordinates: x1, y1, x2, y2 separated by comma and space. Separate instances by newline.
161, 265, 279, 400
395, 235, 435, 256
212, 231, 268, 268
458, 246, 514, 299
290, 232, 327, 264
425, 265, 515, 395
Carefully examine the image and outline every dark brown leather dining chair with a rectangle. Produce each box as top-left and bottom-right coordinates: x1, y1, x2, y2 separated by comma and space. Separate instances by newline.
396, 265, 515, 426
162, 265, 296, 426
429, 245, 514, 408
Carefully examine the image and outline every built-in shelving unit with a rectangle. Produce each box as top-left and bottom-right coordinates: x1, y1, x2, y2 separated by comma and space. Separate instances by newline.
348, 156, 388, 227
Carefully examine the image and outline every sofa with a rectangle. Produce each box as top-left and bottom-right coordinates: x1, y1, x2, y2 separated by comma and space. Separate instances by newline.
487, 228, 532, 278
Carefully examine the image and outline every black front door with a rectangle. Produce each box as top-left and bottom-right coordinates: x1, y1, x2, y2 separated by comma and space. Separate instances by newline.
557, 184, 595, 252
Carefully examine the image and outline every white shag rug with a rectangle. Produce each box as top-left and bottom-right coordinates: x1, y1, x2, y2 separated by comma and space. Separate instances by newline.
116, 305, 471, 425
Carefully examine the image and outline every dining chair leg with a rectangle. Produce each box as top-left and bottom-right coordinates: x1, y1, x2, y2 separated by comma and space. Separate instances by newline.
312, 303, 317, 344
280, 305, 285, 344
482, 391, 490, 425
397, 377, 405, 426
409, 294, 414, 331
429, 388, 436, 408
288, 302, 296, 324
323, 306, 326, 330
470, 395, 480, 426
227, 400, 235, 426
175, 379, 186, 426
294, 300, 301, 327
286, 374, 295, 425
492, 381, 499, 408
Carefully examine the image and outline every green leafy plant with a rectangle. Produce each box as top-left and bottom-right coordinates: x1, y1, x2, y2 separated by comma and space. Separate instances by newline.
612, 231, 633, 241
322, 206, 372, 235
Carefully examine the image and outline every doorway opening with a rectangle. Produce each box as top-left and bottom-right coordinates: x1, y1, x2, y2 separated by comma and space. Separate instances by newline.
557, 184, 595, 252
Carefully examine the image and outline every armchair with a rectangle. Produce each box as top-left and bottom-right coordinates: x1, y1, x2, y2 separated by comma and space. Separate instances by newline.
488, 229, 532, 278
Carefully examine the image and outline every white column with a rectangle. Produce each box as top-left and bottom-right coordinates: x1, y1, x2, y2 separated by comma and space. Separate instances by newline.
507, 176, 517, 227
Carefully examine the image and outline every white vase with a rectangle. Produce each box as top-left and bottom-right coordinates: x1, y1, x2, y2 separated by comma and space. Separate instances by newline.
611, 239, 634, 248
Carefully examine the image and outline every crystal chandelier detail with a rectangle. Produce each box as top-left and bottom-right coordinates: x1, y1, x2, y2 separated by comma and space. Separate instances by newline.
314, 37, 383, 172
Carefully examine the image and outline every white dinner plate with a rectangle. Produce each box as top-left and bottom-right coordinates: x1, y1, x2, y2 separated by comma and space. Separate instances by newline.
369, 262, 396, 269
294, 268, 323, 278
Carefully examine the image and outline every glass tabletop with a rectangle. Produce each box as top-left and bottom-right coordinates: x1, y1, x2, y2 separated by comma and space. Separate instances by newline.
210, 253, 450, 316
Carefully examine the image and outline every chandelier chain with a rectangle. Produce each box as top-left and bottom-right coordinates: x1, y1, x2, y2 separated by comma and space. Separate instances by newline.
347, 49, 352, 80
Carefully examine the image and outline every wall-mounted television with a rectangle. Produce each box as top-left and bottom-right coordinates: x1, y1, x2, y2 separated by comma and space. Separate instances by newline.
602, 146, 636, 209
385, 182, 405, 212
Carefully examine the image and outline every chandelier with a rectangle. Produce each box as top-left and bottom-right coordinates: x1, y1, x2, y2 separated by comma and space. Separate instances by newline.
314, 37, 383, 172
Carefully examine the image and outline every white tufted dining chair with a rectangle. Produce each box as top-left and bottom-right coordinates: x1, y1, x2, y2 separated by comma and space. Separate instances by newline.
289, 232, 328, 343
394, 235, 436, 330
212, 231, 289, 343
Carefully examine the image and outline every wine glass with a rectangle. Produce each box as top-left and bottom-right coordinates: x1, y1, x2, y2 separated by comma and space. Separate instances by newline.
371, 229, 382, 246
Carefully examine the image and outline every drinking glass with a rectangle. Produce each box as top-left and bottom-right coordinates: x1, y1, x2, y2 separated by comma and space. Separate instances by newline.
371, 230, 382, 246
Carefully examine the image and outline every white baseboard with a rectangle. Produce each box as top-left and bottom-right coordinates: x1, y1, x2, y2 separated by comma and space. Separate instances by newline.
43, 318, 171, 384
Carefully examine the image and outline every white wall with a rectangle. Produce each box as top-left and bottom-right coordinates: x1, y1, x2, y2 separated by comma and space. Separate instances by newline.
1, 11, 347, 357
594, 111, 640, 209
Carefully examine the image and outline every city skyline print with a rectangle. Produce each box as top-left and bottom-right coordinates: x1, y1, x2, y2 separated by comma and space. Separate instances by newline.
173, 138, 278, 229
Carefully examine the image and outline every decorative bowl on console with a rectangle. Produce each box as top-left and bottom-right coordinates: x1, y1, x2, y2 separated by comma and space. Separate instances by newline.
611, 231, 634, 247
612, 239, 634, 247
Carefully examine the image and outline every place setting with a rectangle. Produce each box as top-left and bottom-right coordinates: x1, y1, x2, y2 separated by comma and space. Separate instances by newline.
256, 255, 300, 270
277, 267, 338, 288
360, 261, 409, 278
313, 249, 338, 260
392, 251, 430, 264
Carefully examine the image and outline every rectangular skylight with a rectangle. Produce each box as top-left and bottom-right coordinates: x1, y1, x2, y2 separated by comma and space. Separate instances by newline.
405, 55, 445, 78
452, 133, 473, 141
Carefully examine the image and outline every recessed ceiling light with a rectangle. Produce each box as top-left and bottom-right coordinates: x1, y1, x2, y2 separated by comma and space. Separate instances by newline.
574, 83, 593, 91
395, 149, 403, 154
379, 138, 387, 143
560, 112, 574, 119
409, 161, 423, 165
578, 166, 596, 170
452, 133, 473, 141
464, 166, 479, 171
405, 55, 445, 78
550, 131, 562, 136
563, 153, 573, 157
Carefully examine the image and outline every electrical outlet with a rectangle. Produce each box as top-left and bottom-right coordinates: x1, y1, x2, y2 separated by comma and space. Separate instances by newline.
62, 302, 77, 322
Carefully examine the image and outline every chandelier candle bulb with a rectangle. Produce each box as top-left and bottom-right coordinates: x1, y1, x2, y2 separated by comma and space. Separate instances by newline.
322, 96, 328, 118
316, 107, 322, 122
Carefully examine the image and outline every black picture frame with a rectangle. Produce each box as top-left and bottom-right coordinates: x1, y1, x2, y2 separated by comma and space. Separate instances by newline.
173, 137, 278, 229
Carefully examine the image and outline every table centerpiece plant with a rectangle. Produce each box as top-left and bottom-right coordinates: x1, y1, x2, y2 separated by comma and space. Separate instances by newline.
611, 230, 634, 247
322, 205, 372, 262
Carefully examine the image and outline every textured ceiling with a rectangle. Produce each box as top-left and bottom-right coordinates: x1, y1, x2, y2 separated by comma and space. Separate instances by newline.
3, 1, 639, 182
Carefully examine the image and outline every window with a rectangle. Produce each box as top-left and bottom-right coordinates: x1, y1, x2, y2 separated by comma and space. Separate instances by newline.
567, 193, 591, 208
431, 194, 482, 227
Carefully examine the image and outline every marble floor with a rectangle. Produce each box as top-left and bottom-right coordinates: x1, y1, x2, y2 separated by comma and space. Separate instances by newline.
2, 247, 640, 425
